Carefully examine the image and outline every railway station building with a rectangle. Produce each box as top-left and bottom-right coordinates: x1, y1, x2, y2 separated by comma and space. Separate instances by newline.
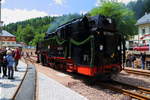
0, 30, 19, 48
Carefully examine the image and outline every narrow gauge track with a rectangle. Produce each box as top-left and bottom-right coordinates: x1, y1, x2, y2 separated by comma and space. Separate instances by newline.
124, 68, 150, 77
99, 80, 150, 100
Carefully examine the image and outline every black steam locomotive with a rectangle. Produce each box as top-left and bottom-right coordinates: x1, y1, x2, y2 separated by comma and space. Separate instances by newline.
36, 15, 125, 78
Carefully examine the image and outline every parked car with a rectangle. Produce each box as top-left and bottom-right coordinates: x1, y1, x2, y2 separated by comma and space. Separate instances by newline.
133, 44, 149, 51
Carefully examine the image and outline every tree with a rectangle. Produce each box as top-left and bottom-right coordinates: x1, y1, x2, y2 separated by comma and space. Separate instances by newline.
30, 33, 45, 46
90, 2, 137, 39
22, 24, 34, 44
16, 25, 23, 41
3, 15, 80, 45
127, 0, 145, 19
127, 0, 150, 19
143, 0, 150, 13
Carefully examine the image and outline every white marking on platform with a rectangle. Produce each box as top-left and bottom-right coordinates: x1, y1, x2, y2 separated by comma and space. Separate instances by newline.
56, 73, 68, 77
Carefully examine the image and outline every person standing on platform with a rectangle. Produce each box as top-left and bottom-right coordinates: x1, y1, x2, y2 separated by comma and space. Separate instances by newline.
14, 47, 21, 71
6, 50, 15, 79
0, 48, 7, 78
0, 49, 3, 77
141, 52, 146, 69
2, 49, 7, 78
126, 51, 131, 67
131, 54, 136, 68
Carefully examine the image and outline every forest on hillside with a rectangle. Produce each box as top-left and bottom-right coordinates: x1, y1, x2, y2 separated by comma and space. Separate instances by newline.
3, 14, 81, 46
3, 0, 150, 46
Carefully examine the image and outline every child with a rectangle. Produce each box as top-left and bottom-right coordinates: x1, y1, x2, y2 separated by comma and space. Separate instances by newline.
6, 50, 15, 79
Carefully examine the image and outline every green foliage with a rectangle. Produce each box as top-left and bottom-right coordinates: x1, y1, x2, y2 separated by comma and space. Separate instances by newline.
3, 14, 81, 46
31, 33, 45, 46
144, 0, 150, 13
22, 24, 34, 44
90, 2, 137, 38
70, 35, 94, 46
127, 0, 150, 19
127, 0, 145, 19
3, 16, 55, 46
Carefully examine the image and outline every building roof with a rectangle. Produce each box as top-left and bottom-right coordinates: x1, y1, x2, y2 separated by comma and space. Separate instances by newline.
136, 13, 150, 25
0, 30, 15, 37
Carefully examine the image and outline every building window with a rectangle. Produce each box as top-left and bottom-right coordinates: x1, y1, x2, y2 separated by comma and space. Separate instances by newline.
142, 28, 145, 34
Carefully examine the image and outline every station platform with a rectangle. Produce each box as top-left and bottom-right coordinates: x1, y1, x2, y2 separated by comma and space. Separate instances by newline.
0, 61, 27, 100
38, 72, 88, 100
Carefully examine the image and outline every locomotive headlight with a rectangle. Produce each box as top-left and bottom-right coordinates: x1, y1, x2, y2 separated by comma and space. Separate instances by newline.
117, 46, 120, 50
99, 45, 103, 51
107, 18, 112, 23
48, 45, 50, 49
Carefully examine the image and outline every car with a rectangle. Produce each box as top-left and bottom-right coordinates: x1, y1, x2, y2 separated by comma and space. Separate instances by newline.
133, 45, 149, 51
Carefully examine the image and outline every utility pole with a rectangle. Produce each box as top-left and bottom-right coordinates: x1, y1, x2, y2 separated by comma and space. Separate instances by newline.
0, 0, 3, 48
0, 0, 2, 33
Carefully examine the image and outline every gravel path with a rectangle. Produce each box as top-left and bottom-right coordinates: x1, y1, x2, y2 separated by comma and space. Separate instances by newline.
113, 71, 150, 89
68, 81, 128, 100
68, 70, 150, 100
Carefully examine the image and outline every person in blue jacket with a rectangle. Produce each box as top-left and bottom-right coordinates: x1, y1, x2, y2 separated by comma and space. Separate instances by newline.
6, 50, 15, 79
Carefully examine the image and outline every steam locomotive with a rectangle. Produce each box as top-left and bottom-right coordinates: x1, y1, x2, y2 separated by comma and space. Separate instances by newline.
36, 15, 125, 78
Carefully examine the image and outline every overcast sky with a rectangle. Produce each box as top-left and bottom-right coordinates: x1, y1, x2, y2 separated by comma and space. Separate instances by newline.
1, 0, 136, 24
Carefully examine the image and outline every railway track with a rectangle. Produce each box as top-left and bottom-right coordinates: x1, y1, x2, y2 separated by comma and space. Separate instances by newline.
124, 68, 150, 77
99, 80, 150, 100
26, 56, 150, 99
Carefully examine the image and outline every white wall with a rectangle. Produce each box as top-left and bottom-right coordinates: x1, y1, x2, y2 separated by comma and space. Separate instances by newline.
139, 24, 150, 36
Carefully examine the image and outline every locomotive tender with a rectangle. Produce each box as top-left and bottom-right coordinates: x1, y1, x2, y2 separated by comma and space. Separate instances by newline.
36, 15, 125, 78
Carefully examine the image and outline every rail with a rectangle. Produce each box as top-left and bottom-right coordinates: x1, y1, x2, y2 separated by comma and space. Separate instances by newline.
24, 56, 150, 100
124, 68, 150, 77
99, 80, 150, 100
